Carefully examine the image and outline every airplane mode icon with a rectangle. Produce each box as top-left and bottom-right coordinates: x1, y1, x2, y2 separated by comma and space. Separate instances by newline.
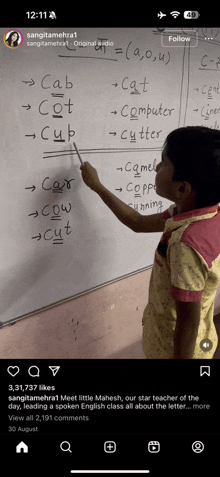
157, 11, 167, 19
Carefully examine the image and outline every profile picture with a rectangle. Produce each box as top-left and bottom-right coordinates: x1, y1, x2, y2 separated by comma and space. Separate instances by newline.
4, 29, 23, 48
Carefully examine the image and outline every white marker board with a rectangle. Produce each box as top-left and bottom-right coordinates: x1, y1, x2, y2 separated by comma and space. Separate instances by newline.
1, 27, 219, 325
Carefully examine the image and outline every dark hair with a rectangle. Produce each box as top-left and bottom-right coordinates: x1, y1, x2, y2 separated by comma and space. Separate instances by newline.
7, 31, 19, 47
164, 126, 220, 208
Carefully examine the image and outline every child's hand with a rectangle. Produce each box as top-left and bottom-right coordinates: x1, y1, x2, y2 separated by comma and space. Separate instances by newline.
80, 161, 102, 192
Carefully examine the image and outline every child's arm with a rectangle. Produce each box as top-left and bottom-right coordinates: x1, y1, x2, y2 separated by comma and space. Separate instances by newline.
173, 300, 201, 359
80, 161, 166, 233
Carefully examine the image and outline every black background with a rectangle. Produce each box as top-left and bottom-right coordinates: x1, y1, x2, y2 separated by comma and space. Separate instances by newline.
2, 6, 217, 28
1, 359, 219, 474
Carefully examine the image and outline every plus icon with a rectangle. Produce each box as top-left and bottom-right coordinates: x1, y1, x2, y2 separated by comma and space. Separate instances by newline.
104, 441, 116, 453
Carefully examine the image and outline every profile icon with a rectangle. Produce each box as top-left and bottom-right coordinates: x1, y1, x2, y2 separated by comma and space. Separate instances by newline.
4, 29, 23, 48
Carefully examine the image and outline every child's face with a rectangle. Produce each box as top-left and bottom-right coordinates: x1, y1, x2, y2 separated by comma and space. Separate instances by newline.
155, 147, 177, 202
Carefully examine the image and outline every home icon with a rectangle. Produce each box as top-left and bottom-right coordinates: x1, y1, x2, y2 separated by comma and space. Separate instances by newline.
16, 441, 28, 453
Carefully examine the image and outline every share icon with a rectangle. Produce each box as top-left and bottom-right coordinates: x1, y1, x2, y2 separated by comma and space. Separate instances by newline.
48, 366, 60, 377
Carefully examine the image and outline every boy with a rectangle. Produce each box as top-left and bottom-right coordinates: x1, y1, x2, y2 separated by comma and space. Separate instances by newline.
80, 126, 220, 359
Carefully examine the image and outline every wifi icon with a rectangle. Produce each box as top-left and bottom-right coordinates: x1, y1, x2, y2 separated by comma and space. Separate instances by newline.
170, 11, 180, 18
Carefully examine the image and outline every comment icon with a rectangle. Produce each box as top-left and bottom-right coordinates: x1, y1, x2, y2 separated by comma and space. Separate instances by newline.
28, 366, 40, 377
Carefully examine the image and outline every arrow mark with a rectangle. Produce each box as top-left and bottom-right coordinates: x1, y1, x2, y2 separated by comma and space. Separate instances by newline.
25, 134, 36, 139
32, 233, 41, 241
22, 79, 35, 86
25, 185, 36, 192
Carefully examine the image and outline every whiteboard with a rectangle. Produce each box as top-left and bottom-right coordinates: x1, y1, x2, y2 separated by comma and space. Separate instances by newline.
1, 27, 218, 325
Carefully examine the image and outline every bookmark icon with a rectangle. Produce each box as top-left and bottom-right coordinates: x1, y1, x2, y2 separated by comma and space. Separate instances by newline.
48, 366, 60, 377
200, 366, 210, 377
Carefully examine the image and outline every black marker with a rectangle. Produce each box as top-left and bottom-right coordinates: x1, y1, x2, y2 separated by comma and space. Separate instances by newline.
73, 142, 83, 165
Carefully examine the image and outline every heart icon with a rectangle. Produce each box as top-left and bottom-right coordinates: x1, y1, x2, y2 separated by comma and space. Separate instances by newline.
7, 366, 20, 377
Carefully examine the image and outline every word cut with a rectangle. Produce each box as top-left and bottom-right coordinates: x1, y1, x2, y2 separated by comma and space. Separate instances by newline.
32, 220, 72, 245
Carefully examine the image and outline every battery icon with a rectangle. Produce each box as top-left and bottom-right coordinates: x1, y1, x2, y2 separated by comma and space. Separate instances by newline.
184, 11, 200, 19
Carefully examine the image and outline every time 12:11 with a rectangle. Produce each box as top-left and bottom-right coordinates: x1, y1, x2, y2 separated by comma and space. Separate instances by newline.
26, 12, 47, 19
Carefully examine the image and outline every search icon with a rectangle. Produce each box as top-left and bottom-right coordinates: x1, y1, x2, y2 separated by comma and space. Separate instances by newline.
28, 366, 40, 377
60, 441, 72, 453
